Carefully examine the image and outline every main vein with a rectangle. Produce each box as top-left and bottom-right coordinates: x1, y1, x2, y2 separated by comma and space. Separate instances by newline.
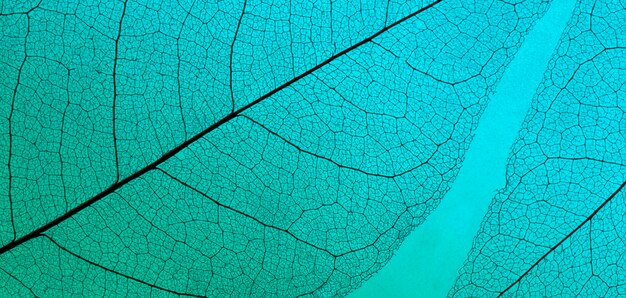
0, 0, 442, 256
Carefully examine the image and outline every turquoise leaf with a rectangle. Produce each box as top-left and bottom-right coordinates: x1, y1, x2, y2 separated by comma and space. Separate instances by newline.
1, 0, 553, 296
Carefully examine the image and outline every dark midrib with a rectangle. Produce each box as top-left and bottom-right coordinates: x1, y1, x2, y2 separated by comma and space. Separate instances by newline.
0, 0, 442, 256
498, 180, 626, 296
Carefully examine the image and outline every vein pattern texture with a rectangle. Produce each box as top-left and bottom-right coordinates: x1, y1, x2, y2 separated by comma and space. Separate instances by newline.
1, 0, 551, 296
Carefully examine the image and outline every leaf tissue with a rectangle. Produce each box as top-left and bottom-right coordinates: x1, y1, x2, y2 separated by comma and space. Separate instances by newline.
0, 0, 603, 297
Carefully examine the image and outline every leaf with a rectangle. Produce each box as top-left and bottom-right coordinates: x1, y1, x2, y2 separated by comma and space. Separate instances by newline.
1, 0, 550, 296
450, 0, 626, 296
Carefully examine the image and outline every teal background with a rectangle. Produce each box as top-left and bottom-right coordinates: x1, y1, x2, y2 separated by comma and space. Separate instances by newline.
452, 0, 626, 296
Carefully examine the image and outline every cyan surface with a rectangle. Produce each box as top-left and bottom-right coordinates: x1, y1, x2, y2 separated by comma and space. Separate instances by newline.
451, 0, 626, 296
350, 0, 575, 295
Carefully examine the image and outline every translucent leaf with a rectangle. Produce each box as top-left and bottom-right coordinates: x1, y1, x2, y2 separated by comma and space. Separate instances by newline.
1, 0, 551, 296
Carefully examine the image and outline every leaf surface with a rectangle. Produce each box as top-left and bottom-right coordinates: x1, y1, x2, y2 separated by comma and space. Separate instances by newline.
1, 0, 550, 296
